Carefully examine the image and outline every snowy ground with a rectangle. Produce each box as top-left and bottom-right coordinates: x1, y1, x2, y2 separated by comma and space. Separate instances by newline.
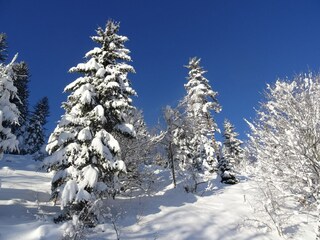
0, 155, 316, 239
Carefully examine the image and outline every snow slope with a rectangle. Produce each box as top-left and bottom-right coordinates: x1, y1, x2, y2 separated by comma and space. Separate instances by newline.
86, 174, 282, 240
0, 155, 62, 240
0, 155, 316, 239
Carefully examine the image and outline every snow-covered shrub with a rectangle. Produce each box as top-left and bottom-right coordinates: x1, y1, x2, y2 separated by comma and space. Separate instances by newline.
246, 73, 320, 236
112, 109, 156, 195
61, 214, 85, 240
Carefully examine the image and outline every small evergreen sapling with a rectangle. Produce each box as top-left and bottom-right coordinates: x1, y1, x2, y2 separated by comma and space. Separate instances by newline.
218, 119, 242, 184
222, 119, 243, 166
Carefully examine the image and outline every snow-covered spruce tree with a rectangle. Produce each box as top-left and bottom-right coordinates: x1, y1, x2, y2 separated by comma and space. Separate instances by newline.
0, 54, 20, 159
246, 73, 320, 237
218, 119, 243, 184
0, 33, 8, 63
11, 61, 30, 152
184, 57, 221, 169
160, 58, 221, 192
182, 58, 221, 182
0, 34, 30, 153
24, 97, 49, 155
45, 20, 136, 224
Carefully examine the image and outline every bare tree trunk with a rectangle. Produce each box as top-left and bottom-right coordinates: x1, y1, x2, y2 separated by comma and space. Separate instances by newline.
317, 189, 320, 240
169, 142, 176, 188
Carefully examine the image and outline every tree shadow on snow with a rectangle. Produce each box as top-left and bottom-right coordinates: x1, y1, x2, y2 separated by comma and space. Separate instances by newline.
0, 187, 59, 223
96, 197, 263, 240
96, 171, 251, 239
196, 174, 229, 197
105, 183, 198, 228
0, 155, 42, 172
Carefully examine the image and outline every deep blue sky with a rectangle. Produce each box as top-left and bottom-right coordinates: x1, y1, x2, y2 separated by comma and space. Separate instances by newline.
1, 0, 320, 140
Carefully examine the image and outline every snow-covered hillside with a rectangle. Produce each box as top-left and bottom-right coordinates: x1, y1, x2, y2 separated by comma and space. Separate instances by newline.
0, 155, 60, 239
0, 155, 316, 239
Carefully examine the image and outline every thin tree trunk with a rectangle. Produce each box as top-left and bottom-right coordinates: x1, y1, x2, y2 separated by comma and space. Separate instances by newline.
169, 142, 176, 188
317, 189, 320, 240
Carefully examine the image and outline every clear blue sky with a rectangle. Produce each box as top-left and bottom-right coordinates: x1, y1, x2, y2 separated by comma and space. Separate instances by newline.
1, 0, 320, 140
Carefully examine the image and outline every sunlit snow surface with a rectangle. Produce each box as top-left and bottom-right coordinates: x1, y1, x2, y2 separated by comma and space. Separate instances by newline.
0, 155, 316, 239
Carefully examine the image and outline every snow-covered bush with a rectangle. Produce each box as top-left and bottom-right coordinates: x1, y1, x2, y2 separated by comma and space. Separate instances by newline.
112, 109, 156, 195
44, 20, 137, 224
246, 73, 320, 236
161, 105, 184, 187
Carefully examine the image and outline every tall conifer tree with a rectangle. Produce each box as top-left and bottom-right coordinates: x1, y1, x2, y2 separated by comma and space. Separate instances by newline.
0, 55, 20, 158
45, 20, 137, 222
12, 61, 30, 150
183, 57, 221, 172
0, 33, 8, 63
163, 58, 221, 191
25, 97, 49, 154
